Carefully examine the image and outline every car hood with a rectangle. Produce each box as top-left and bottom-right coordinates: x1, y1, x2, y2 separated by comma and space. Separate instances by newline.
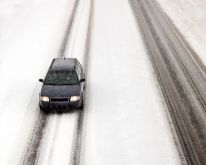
41, 84, 81, 97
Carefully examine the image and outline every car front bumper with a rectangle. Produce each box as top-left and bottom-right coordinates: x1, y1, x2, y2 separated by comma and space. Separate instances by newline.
39, 100, 82, 110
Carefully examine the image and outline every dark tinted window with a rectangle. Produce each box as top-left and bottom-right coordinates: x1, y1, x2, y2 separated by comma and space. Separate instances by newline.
45, 71, 78, 85
75, 65, 81, 80
76, 60, 83, 80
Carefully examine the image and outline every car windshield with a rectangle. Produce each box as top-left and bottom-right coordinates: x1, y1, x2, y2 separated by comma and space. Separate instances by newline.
45, 70, 79, 85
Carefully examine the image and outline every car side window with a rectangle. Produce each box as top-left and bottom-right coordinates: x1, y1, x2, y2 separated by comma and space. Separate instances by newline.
75, 62, 81, 80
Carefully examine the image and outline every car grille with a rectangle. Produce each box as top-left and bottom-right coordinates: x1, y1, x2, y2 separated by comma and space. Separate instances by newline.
50, 97, 69, 102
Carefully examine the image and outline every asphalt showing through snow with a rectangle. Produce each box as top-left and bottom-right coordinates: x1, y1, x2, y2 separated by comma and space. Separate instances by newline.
129, 0, 206, 164
60, 0, 80, 57
22, 112, 50, 165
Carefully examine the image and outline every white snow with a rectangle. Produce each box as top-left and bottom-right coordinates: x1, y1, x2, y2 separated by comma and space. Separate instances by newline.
83, 0, 181, 164
157, 0, 206, 66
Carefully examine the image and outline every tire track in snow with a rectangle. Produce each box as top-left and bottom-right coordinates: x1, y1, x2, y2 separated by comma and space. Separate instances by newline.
70, 111, 84, 165
129, 0, 206, 164
60, 0, 80, 57
22, 112, 50, 165
21, 0, 81, 164
69, 0, 93, 164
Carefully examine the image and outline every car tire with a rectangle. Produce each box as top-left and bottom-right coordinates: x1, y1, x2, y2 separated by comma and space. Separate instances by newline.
40, 105, 49, 114
79, 95, 84, 109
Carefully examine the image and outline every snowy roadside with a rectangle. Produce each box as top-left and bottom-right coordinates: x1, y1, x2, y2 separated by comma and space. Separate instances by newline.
0, 0, 75, 164
157, 0, 206, 66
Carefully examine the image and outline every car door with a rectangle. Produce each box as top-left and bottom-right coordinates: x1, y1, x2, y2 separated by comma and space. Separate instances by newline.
75, 60, 85, 94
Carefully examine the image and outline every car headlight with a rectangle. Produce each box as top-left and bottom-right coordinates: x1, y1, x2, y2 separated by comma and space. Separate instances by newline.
70, 96, 81, 102
40, 96, 49, 102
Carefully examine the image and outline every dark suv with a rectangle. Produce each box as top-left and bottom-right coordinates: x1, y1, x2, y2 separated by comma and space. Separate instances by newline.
39, 58, 85, 112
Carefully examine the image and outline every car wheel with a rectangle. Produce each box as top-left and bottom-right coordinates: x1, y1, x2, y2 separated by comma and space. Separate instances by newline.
42, 108, 50, 114
40, 105, 49, 114
79, 95, 84, 109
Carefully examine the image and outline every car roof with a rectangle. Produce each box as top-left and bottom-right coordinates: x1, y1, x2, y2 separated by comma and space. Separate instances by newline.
49, 58, 77, 71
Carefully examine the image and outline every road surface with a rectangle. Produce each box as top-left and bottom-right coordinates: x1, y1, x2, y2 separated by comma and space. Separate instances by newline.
130, 0, 206, 164
1, 0, 206, 165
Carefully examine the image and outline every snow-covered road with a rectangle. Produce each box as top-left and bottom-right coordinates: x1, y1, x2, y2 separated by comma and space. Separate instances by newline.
130, 0, 206, 164
20, 0, 92, 164
2, 0, 206, 164
84, 0, 181, 164
22, 0, 180, 164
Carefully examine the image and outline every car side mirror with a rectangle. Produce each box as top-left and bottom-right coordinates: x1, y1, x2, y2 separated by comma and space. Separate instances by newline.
39, 79, 44, 83
80, 78, 85, 82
